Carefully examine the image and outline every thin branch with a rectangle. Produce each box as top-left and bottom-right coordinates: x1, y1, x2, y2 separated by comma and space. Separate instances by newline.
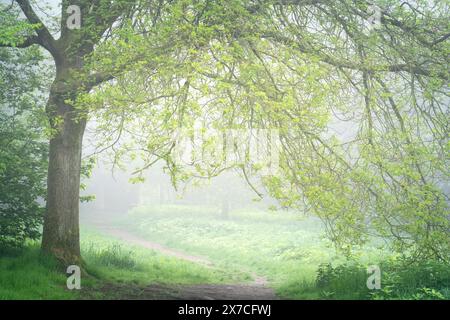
0, 35, 39, 48
261, 32, 448, 80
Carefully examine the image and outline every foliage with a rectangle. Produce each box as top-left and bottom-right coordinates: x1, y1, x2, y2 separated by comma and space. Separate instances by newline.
1, 0, 448, 261
315, 259, 450, 300
0, 45, 48, 247
77, 0, 449, 261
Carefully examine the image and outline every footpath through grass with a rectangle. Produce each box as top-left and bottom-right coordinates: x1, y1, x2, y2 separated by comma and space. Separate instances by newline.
0, 228, 246, 300
114, 205, 450, 300
1, 205, 449, 299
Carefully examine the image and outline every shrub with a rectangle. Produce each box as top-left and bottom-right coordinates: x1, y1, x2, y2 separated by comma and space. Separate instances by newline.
0, 47, 48, 247
315, 259, 450, 300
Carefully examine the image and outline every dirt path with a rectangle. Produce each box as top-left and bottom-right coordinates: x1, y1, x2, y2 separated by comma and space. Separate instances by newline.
92, 224, 278, 300
98, 226, 214, 267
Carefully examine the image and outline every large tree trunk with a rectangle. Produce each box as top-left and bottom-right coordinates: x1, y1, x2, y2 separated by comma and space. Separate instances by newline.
41, 75, 86, 266
11, 0, 118, 267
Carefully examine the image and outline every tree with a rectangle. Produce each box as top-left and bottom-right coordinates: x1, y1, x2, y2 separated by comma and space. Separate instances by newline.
0, 0, 147, 264
0, 45, 48, 247
96, 0, 448, 261
1, 0, 448, 264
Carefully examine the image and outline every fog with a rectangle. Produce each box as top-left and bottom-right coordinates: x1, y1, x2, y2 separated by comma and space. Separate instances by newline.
2, 0, 448, 302
79, 156, 280, 225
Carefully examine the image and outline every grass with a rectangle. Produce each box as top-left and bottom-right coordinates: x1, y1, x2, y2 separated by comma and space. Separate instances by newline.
0, 227, 248, 300
113, 205, 383, 299
1, 205, 449, 299
0, 244, 89, 299
81, 227, 249, 286
113, 204, 450, 300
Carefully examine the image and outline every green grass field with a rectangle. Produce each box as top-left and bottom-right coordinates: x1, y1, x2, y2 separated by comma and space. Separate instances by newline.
1, 205, 449, 299
115, 204, 450, 300
0, 227, 246, 299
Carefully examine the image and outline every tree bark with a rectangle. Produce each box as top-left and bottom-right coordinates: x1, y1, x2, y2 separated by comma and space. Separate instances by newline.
41, 74, 86, 266
9, 0, 124, 267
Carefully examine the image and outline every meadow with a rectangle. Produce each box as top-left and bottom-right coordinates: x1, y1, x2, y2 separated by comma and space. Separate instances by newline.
0, 227, 245, 299
113, 205, 450, 300
1, 205, 449, 299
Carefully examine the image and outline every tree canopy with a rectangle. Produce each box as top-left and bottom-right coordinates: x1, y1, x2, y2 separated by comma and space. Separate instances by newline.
1, 0, 448, 262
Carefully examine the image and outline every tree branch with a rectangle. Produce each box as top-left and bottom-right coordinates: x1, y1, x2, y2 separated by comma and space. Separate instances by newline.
261, 32, 448, 80
15, 0, 57, 54
0, 35, 39, 48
